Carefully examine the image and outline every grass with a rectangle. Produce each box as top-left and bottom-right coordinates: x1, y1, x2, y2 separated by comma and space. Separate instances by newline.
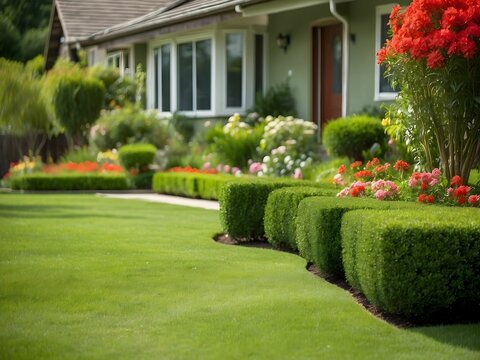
0, 194, 479, 359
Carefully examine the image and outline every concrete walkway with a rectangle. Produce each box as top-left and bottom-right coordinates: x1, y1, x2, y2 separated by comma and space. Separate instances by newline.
96, 193, 219, 210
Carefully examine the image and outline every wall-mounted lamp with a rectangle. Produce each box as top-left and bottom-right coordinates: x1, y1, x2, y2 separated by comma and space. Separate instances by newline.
276, 33, 290, 53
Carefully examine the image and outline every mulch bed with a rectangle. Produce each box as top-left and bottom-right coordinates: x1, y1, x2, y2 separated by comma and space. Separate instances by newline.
213, 233, 480, 328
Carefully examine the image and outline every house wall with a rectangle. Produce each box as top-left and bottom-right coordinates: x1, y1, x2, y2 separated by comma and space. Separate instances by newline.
266, 0, 410, 120
267, 3, 332, 121
348, 0, 410, 114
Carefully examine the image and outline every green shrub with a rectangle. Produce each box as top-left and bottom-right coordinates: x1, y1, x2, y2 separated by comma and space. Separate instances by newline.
250, 81, 297, 117
118, 143, 157, 171
130, 171, 155, 190
341, 208, 480, 318
220, 179, 337, 241
264, 187, 330, 251
152, 172, 235, 200
295, 196, 417, 275
90, 106, 169, 151
322, 115, 387, 160
10, 173, 128, 191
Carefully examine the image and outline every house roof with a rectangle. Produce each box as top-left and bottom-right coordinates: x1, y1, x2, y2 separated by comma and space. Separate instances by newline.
54, 0, 170, 43
86, 0, 261, 43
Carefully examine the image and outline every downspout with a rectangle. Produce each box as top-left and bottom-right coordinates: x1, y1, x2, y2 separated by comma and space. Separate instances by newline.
329, 0, 349, 117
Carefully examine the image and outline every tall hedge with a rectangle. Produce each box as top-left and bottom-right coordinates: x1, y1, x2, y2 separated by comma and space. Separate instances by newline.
341, 208, 480, 318
264, 187, 331, 251
295, 196, 417, 275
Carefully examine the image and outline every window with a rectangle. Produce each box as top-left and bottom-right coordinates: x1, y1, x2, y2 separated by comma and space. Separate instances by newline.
254, 34, 264, 97
375, 4, 397, 101
106, 50, 131, 77
226, 33, 244, 108
154, 44, 172, 111
177, 39, 212, 111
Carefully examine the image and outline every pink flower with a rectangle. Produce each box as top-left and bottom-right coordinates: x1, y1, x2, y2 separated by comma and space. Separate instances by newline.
432, 168, 441, 178
202, 162, 211, 169
468, 195, 479, 206
337, 188, 349, 197
375, 190, 387, 201
232, 167, 241, 175
293, 168, 303, 179
429, 178, 438, 187
333, 174, 344, 185
249, 162, 262, 174
223, 165, 231, 173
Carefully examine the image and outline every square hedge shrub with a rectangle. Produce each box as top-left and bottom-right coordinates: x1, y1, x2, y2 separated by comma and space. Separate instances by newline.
220, 179, 337, 241
341, 208, 480, 318
10, 173, 128, 191
264, 186, 332, 251
295, 196, 417, 275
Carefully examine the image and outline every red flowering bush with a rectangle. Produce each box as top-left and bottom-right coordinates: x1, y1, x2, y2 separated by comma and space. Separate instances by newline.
167, 166, 217, 174
42, 161, 123, 174
378, 0, 480, 181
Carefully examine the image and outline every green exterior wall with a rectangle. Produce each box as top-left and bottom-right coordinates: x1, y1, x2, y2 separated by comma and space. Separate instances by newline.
267, 0, 411, 120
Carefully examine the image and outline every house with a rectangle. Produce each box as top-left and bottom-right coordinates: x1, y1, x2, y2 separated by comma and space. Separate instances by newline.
45, 0, 410, 131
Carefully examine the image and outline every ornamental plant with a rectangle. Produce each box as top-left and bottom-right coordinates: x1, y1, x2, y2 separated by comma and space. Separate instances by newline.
378, 0, 480, 181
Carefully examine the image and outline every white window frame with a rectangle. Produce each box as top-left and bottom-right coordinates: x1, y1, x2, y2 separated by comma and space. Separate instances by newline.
374, 4, 397, 101
106, 48, 133, 77
149, 33, 215, 117
223, 30, 247, 114
153, 42, 174, 113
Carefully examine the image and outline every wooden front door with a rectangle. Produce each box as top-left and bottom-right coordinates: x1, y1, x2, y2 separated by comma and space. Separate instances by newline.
312, 23, 343, 129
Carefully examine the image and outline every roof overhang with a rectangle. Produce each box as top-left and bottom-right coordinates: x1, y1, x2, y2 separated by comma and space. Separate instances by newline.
237, 0, 355, 17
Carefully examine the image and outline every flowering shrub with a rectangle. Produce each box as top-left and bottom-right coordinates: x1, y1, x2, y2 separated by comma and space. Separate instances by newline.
168, 166, 217, 175
378, 0, 480, 180
258, 116, 317, 178
334, 158, 479, 206
204, 113, 264, 169
2, 156, 42, 181
42, 161, 123, 174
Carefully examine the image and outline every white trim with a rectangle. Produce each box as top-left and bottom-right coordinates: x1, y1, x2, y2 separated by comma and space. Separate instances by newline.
238, 0, 355, 18
106, 47, 133, 77
374, 4, 397, 102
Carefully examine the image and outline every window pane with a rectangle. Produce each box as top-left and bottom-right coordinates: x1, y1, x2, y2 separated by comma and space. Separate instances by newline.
154, 49, 159, 109
332, 35, 342, 95
254, 34, 264, 96
178, 42, 193, 111
380, 13, 395, 93
196, 40, 211, 110
226, 33, 243, 108
161, 44, 171, 112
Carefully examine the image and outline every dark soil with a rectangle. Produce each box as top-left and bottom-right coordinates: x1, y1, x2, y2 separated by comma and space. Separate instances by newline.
213, 233, 480, 329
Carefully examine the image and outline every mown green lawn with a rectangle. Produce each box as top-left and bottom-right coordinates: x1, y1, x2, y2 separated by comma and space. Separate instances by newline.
0, 194, 479, 359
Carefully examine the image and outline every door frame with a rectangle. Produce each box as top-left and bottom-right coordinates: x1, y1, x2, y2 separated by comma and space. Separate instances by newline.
310, 18, 342, 141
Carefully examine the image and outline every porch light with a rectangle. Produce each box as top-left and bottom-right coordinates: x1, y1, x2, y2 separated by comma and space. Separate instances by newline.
276, 33, 290, 53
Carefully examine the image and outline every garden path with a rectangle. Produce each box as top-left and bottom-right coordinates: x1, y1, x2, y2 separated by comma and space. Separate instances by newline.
96, 193, 219, 210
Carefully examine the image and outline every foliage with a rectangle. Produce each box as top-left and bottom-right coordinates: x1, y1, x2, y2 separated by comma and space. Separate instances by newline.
342, 208, 480, 318
296, 196, 417, 274
219, 179, 336, 241
60, 147, 97, 163
204, 114, 264, 170
46, 63, 105, 146
152, 172, 234, 200
90, 106, 169, 151
118, 143, 157, 171
264, 187, 329, 251
322, 116, 387, 161
250, 81, 297, 117
19, 26, 48, 61
379, 0, 480, 180
88, 65, 136, 110
0, 14, 20, 59
10, 173, 128, 190
0, 57, 56, 155
169, 112, 195, 143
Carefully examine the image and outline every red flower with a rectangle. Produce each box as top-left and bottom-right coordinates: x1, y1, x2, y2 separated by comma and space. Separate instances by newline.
394, 160, 410, 172
338, 164, 346, 174
450, 175, 462, 187
374, 163, 390, 173
453, 185, 471, 197
421, 181, 429, 190
366, 158, 380, 168
426, 194, 435, 203
350, 161, 363, 169
354, 170, 373, 180
457, 196, 467, 205
418, 194, 427, 203
468, 195, 479, 206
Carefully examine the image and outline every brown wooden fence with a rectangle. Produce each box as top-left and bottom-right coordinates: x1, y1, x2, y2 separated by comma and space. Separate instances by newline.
0, 134, 68, 178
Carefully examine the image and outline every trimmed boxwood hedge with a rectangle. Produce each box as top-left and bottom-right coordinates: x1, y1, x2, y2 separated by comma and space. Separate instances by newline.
295, 196, 417, 275
152, 172, 236, 200
341, 208, 480, 318
10, 173, 128, 191
118, 143, 157, 170
220, 179, 337, 241
264, 187, 331, 251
